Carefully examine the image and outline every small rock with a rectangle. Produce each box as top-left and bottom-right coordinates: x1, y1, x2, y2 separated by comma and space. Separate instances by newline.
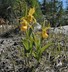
56, 61, 62, 67
34, 22, 41, 32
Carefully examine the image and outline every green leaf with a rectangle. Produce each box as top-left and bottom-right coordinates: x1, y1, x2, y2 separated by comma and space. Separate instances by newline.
58, 43, 61, 51
41, 43, 53, 54
26, 28, 32, 37
29, 35, 33, 48
32, 51, 36, 58
33, 36, 41, 49
22, 39, 29, 50
29, 28, 33, 36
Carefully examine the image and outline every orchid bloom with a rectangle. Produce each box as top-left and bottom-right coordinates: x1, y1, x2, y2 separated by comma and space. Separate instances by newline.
28, 7, 35, 16
20, 19, 28, 31
20, 7, 37, 31
42, 30, 48, 38
41, 27, 50, 39
27, 7, 37, 23
21, 7, 36, 23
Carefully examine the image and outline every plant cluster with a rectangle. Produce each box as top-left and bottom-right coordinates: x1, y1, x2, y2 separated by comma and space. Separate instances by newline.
19, 7, 52, 71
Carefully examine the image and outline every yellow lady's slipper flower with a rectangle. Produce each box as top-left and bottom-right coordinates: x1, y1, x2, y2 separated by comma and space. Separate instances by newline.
21, 25, 27, 31
41, 28, 49, 38
26, 15, 36, 23
22, 19, 28, 24
42, 31, 48, 38
28, 7, 35, 16
20, 7, 37, 32
26, 15, 33, 23
20, 19, 28, 31
20, 7, 36, 24
27, 7, 36, 23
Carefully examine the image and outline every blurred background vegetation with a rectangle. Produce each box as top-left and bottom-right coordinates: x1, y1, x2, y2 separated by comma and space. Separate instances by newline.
0, 0, 68, 27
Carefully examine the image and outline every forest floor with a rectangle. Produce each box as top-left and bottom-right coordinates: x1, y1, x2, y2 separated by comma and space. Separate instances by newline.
0, 25, 68, 72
